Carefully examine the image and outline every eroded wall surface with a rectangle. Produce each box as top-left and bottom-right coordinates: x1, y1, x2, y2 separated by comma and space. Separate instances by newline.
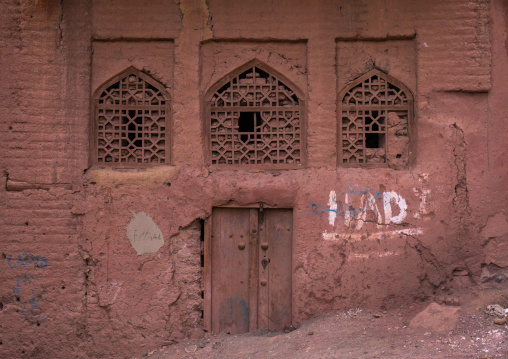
0, 0, 507, 357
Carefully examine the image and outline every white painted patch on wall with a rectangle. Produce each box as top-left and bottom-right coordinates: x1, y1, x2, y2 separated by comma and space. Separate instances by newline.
344, 192, 351, 226
322, 227, 423, 241
349, 251, 400, 261
322, 230, 339, 241
413, 188, 431, 219
384, 191, 407, 224
355, 192, 383, 229
392, 228, 423, 236
126, 211, 165, 255
328, 190, 337, 226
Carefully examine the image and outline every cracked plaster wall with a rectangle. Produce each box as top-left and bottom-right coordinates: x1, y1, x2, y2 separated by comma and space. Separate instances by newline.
0, 0, 506, 358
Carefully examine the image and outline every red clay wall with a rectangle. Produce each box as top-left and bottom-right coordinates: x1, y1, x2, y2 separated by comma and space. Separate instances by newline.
0, 0, 506, 358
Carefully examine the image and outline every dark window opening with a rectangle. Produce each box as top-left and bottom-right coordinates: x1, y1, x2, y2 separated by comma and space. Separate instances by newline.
218, 83, 229, 94
200, 219, 205, 269
127, 122, 136, 142
238, 112, 261, 143
200, 219, 205, 320
366, 133, 385, 148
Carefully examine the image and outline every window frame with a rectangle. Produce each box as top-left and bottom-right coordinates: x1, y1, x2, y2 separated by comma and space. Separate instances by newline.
204, 59, 307, 170
337, 69, 414, 168
90, 66, 172, 168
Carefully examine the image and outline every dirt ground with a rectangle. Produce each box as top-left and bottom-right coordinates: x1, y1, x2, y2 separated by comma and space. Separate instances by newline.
138, 290, 508, 359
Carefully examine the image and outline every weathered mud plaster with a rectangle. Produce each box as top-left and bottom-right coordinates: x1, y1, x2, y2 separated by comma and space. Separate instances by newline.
77, 188, 203, 357
481, 212, 508, 282
92, 40, 175, 95
451, 123, 470, 227
0, 1, 505, 358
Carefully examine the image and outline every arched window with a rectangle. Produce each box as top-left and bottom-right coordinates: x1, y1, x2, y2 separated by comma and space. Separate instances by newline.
92, 67, 171, 166
206, 60, 305, 168
338, 69, 413, 168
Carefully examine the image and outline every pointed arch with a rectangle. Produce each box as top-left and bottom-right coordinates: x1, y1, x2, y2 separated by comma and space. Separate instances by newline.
91, 67, 171, 166
205, 59, 306, 168
337, 69, 414, 167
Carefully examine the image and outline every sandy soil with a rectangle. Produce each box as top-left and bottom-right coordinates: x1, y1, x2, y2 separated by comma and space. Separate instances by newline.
139, 295, 508, 359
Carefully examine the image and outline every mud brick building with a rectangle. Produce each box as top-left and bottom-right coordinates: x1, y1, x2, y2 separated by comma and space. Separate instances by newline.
1, 0, 507, 357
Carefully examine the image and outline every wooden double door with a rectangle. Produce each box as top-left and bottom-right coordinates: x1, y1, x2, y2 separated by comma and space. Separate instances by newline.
205, 207, 292, 334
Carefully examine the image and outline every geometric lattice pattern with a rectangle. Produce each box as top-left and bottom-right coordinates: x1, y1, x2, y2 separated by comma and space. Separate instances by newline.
94, 67, 170, 165
339, 70, 411, 165
209, 64, 302, 166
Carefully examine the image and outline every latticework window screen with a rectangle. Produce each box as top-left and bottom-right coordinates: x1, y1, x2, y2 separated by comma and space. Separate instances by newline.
338, 70, 412, 166
92, 67, 170, 166
208, 62, 304, 167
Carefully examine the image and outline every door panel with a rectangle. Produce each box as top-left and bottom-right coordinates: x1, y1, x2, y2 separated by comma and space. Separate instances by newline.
211, 208, 251, 334
209, 207, 292, 334
258, 209, 269, 329
266, 209, 292, 331
247, 209, 259, 331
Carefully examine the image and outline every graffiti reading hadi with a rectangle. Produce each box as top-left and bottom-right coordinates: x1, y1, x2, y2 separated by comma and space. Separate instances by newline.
309, 186, 407, 228
306, 185, 427, 241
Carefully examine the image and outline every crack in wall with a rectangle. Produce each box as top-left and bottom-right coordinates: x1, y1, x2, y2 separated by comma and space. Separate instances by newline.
205, 0, 214, 37
403, 233, 441, 272
450, 123, 470, 227
178, 0, 213, 38
5, 179, 72, 191
57, 0, 63, 50
76, 242, 96, 347
402, 233, 445, 294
